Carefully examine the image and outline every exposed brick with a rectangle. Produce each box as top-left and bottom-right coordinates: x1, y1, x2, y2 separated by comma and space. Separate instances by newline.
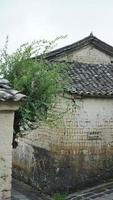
57, 45, 113, 64
12, 97, 113, 192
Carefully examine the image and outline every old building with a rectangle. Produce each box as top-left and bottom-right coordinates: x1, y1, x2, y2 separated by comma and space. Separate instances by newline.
13, 34, 113, 193
0, 79, 24, 200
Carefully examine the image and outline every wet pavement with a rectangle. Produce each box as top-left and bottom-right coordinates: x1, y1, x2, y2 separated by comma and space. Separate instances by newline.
11, 179, 51, 200
66, 181, 113, 200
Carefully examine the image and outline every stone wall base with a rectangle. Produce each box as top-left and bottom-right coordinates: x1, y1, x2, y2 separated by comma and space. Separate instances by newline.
13, 144, 113, 194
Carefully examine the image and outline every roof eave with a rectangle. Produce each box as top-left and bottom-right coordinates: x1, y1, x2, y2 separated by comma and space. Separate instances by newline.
46, 35, 113, 60
71, 93, 113, 99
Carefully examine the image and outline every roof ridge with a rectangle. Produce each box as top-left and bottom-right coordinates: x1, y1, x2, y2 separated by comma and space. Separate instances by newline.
46, 34, 113, 59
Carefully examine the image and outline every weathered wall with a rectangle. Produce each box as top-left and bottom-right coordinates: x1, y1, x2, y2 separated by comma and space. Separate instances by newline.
56, 45, 113, 64
0, 110, 14, 200
13, 96, 113, 193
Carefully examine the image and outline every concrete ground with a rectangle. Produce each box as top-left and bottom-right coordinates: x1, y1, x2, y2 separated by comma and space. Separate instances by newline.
12, 179, 113, 200
66, 181, 113, 200
11, 179, 51, 200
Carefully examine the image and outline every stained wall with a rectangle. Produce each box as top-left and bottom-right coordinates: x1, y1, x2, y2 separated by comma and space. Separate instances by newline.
13, 96, 113, 192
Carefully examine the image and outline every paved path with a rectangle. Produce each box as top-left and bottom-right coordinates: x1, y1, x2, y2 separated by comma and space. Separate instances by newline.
66, 181, 113, 200
11, 179, 51, 200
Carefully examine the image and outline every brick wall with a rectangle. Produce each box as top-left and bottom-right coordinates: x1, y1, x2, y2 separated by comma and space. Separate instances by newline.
13, 96, 113, 192
57, 45, 113, 64
15, 96, 113, 155
49, 97, 113, 154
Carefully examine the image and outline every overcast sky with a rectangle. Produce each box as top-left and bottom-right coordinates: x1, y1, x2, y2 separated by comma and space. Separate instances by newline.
1, 0, 113, 53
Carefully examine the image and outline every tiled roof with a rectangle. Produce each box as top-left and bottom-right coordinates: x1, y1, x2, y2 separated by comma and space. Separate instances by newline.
64, 62, 113, 97
0, 79, 25, 101
46, 34, 113, 60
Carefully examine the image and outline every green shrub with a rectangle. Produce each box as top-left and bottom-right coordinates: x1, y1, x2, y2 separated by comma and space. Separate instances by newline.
0, 38, 66, 135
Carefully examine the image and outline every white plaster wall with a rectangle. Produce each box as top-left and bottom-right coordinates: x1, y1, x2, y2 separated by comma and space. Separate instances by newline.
48, 97, 113, 154
13, 97, 113, 156
73, 98, 113, 127
0, 111, 14, 200
57, 45, 113, 64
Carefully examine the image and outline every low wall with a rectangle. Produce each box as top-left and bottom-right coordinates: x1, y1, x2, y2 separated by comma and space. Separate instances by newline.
13, 138, 113, 194
0, 110, 14, 200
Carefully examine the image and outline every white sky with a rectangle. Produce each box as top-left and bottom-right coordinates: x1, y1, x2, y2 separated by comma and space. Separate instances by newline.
0, 0, 113, 53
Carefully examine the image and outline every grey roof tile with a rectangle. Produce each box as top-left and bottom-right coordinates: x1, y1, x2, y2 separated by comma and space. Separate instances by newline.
0, 78, 25, 101
64, 62, 113, 97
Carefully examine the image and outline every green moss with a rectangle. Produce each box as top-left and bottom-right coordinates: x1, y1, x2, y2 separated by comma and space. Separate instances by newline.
53, 193, 67, 200
0, 156, 5, 161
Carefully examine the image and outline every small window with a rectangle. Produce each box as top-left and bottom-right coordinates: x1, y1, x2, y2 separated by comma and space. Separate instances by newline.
111, 60, 113, 63
87, 131, 101, 140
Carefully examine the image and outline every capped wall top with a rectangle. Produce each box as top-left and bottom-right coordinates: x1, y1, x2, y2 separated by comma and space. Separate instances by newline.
0, 78, 25, 101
